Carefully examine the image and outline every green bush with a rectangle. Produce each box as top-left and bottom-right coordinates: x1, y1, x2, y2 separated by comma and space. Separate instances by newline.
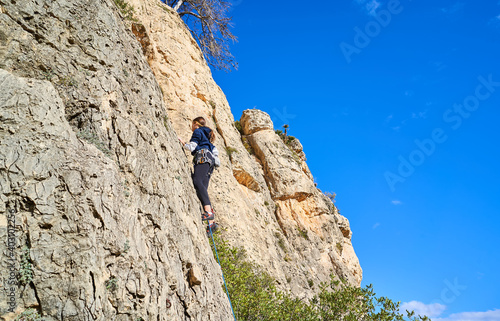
18, 246, 33, 285
122, 239, 130, 255
210, 233, 313, 320
210, 233, 430, 321
312, 280, 431, 321
114, 0, 137, 21
77, 129, 112, 158
297, 227, 309, 240
234, 120, 243, 134
106, 277, 118, 292
274, 232, 287, 253
275, 129, 298, 148
241, 136, 254, 155
336, 242, 343, 254
14, 309, 44, 321
225, 146, 238, 161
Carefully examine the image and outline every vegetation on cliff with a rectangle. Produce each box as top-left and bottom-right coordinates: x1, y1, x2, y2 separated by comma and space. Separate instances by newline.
210, 232, 430, 321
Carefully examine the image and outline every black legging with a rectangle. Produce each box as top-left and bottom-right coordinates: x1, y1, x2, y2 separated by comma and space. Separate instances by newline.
192, 163, 213, 207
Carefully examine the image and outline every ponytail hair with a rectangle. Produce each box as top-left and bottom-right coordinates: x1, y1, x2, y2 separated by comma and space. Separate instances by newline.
193, 116, 216, 143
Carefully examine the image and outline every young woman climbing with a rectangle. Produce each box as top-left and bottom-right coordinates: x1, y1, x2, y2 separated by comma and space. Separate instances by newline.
178, 116, 220, 234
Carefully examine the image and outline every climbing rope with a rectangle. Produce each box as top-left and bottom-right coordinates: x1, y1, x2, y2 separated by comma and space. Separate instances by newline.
208, 223, 237, 321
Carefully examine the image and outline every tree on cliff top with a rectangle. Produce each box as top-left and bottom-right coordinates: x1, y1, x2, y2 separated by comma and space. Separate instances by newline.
167, 0, 238, 71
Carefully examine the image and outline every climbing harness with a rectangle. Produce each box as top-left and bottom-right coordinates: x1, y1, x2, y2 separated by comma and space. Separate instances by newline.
207, 222, 237, 321
193, 148, 215, 167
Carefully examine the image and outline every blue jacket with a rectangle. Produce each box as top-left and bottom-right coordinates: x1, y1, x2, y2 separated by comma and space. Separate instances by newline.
188, 127, 214, 155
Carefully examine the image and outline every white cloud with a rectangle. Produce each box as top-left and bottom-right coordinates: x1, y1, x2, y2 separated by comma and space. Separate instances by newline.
400, 302, 500, 321
391, 200, 402, 205
433, 309, 500, 321
400, 301, 447, 318
372, 222, 381, 229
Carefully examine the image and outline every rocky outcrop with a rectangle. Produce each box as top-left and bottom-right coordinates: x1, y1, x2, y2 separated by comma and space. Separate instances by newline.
243, 127, 315, 201
241, 110, 362, 287
239, 109, 274, 135
0, 0, 361, 319
288, 138, 307, 161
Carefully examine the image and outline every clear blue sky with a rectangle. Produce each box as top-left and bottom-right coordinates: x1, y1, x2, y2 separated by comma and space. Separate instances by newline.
212, 0, 500, 320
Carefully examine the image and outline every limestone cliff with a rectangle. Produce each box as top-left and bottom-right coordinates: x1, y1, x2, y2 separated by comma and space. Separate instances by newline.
129, 0, 362, 293
0, 0, 361, 320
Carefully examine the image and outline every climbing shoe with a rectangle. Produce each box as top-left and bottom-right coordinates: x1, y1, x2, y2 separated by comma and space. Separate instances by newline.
201, 211, 215, 221
206, 222, 219, 234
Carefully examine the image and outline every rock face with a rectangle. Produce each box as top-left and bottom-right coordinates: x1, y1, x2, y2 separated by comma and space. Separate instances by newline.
0, 1, 232, 320
129, 0, 362, 297
244, 125, 315, 201
0, 0, 361, 320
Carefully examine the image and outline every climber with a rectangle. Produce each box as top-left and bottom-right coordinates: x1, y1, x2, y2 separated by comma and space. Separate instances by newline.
178, 116, 220, 234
